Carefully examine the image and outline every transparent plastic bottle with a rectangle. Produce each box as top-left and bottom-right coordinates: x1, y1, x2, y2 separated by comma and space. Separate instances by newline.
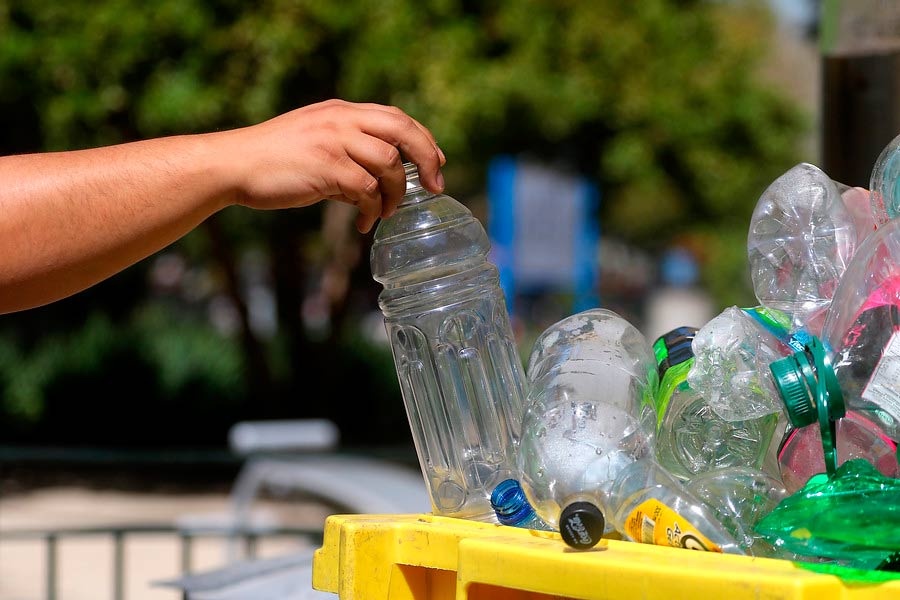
515, 309, 749, 551
687, 306, 801, 422
518, 393, 744, 552
835, 183, 877, 242
686, 467, 786, 557
653, 325, 780, 481
517, 395, 652, 547
371, 163, 527, 521
515, 309, 659, 547
771, 217, 900, 444
490, 479, 554, 531
605, 458, 743, 554
777, 411, 899, 494
525, 308, 659, 429
870, 132, 900, 225
748, 163, 858, 335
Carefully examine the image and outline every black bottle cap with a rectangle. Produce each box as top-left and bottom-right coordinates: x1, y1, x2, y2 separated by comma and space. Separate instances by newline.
559, 502, 605, 549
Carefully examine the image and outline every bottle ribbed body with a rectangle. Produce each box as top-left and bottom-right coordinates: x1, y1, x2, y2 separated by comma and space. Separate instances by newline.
371, 165, 527, 520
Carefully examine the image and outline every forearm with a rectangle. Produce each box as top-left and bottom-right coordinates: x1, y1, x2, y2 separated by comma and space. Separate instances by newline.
0, 100, 446, 314
0, 133, 237, 313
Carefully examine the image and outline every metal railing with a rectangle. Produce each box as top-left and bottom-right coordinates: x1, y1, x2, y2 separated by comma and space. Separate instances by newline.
0, 524, 323, 600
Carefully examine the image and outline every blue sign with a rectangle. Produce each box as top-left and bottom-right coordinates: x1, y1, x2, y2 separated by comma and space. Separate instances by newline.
487, 156, 600, 316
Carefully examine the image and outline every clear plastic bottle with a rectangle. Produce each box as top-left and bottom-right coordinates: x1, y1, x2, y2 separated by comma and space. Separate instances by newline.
870, 132, 900, 225
686, 467, 786, 557
777, 411, 899, 494
605, 459, 743, 554
517, 390, 744, 552
687, 306, 801, 422
371, 163, 527, 521
771, 217, 900, 444
515, 309, 659, 547
490, 479, 554, 531
653, 325, 780, 481
515, 310, 749, 551
525, 308, 659, 429
517, 395, 652, 547
747, 163, 858, 335
835, 183, 877, 242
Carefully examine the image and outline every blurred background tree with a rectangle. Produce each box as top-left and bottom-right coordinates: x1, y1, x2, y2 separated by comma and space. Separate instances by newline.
0, 0, 807, 448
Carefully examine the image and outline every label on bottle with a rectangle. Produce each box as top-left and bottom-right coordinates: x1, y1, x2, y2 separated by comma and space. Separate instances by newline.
655, 360, 693, 428
741, 306, 809, 353
653, 337, 668, 366
862, 330, 900, 417
623, 499, 723, 552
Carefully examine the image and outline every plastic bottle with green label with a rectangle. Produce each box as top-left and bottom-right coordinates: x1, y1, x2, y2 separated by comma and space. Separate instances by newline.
653, 323, 781, 481
770, 217, 900, 450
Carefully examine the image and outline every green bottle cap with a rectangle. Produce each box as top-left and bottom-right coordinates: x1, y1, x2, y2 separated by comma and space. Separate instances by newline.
770, 336, 847, 476
770, 351, 818, 427
810, 337, 845, 421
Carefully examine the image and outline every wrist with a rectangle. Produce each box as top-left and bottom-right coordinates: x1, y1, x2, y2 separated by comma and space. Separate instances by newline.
200, 128, 249, 210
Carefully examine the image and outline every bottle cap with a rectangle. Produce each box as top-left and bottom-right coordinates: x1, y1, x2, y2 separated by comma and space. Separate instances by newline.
770, 351, 818, 427
770, 336, 846, 428
559, 502, 605, 549
490, 479, 533, 526
809, 337, 845, 421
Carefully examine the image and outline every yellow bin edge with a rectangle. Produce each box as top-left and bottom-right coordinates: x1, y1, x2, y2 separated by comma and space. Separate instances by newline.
312, 513, 900, 600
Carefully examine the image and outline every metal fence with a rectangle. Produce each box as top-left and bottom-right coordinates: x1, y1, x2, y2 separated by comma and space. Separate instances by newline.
1, 524, 323, 600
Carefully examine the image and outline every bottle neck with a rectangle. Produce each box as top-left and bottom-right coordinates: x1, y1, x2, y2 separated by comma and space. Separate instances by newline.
401, 163, 434, 206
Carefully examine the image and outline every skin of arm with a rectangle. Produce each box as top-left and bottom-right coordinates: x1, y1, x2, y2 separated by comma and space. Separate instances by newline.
0, 99, 445, 314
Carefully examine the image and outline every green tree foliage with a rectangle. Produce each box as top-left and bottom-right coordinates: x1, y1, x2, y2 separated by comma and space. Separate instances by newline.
0, 0, 806, 444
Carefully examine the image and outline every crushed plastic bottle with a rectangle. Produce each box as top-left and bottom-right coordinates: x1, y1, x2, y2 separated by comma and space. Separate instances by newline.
771, 217, 900, 444
777, 411, 900, 494
870, 132, 900, 225
653, 326, 780, 480
490, 479, 554, 531
687, 306, 800, 422
686, 467, 787, 558
747, 163, 858, 335
371, 163, 527, 521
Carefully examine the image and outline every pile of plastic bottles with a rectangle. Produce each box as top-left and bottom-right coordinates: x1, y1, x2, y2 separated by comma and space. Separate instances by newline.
369, 135, 900, 566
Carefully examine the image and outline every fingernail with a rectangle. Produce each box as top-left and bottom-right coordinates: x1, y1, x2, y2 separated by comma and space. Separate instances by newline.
437, 146, 446, 165
436, 170, 445, 191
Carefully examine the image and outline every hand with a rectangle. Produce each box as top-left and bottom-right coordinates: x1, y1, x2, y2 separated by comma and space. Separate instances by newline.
221, 99, 447, 232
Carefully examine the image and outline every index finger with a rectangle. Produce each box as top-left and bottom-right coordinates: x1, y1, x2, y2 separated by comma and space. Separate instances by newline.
353, 103, 446, 166
350, 109, 445, 194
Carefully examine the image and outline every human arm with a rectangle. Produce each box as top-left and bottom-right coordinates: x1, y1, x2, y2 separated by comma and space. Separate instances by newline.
0, 99, 445, 314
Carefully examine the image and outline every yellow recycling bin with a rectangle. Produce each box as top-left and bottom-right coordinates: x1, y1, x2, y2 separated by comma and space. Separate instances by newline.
312, 513, 900, 600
